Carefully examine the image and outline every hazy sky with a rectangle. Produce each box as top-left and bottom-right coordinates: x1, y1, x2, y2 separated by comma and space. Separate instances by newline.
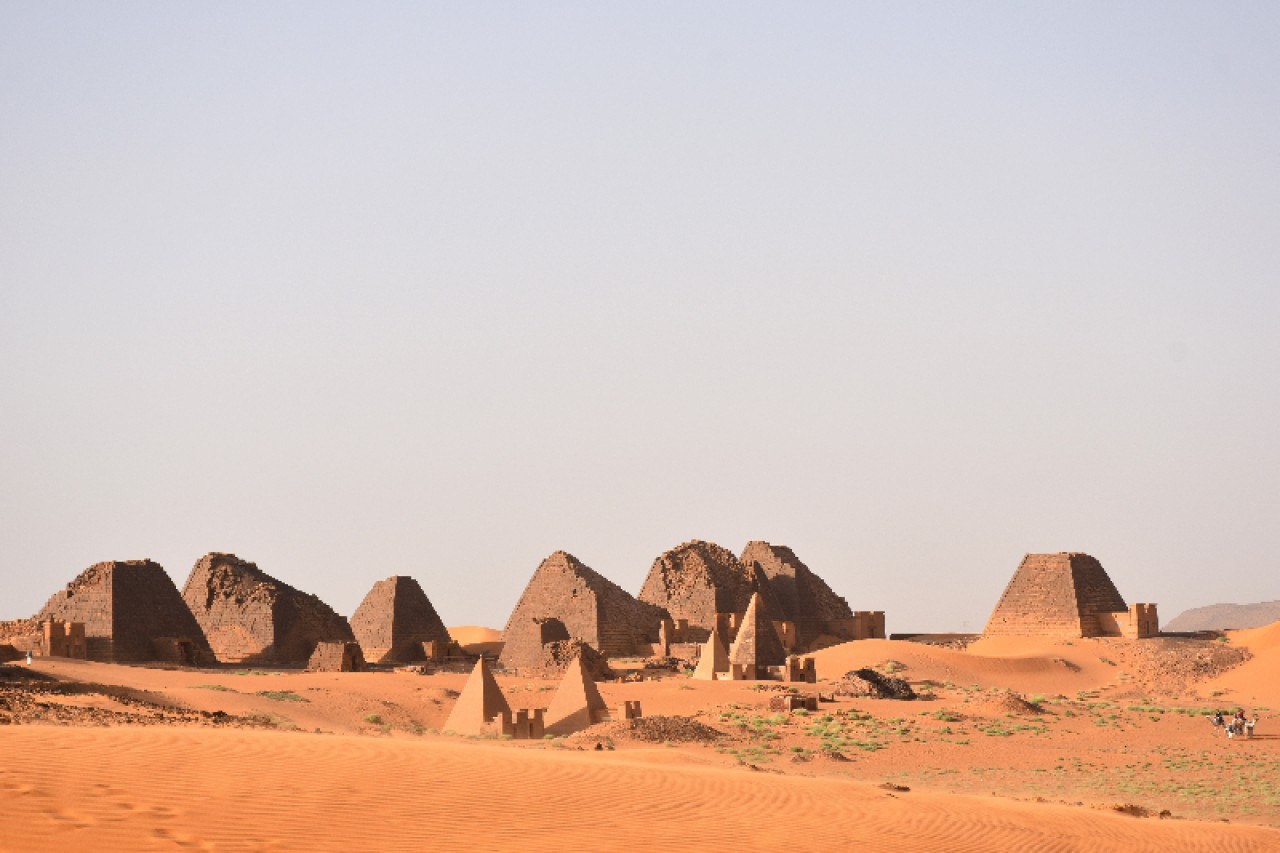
2, 3, 1278, 633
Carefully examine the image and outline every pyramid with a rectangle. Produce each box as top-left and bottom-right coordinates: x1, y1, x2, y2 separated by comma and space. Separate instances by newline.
500, 551, 665, 673
984, 553, 1129, 638
691, 626, 729, 681
443, 657, 511, 736
637, 540, 754, 640
350, 576, 452, 664
544, 653, 610, 736
180, 553, 355, 664
740, 541, 853, 650
35, 560, 213, 663
728, 592, 787, 678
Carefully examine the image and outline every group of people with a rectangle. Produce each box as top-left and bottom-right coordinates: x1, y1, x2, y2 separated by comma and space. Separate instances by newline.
1208, 709, 1258, 739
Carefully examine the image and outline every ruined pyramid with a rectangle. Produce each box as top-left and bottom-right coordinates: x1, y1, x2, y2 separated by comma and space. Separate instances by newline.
984, 552, 1130, 638
443, 657, 511, 736
544, 653, 610, 736
500, 551, 665, 673
36, 560, 213, 663
349, 575, 453, 664
728, 591, 788, 679
180, 552, 355, 664
637, 540, 754, 640
740, 541, 854, 650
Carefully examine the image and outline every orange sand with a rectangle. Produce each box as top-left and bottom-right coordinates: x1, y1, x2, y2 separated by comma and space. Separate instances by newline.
5, 626, 1280, 850
2, 726, 1277, 853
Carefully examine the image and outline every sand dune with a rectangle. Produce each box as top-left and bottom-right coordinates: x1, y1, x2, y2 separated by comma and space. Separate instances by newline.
2, 726, 1277, 853
449, 625, 505, 656
810, 637, 1116, 695
1201, 621, 1280, 706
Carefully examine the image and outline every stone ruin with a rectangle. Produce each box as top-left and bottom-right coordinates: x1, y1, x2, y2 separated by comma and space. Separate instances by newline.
349, 576, 455, 664
500, 551, 665, 674
639, 539, 881, 654
835, 668, 916, 700
741, 541, 883, 649
180, 553, 355, 665
638, 540, 754, 643
35, 560, 214, 664
308, 641, 366, 672
984, 552, 1159, 639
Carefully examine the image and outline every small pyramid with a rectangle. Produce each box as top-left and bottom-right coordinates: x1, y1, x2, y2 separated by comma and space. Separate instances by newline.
691, 627, 729, 681
728, 592, 787, 677
443, 657, 511, 735
544, 653, 610, 736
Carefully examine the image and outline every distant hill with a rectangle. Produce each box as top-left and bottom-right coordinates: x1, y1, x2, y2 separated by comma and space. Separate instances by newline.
1164, 601, 1280, 632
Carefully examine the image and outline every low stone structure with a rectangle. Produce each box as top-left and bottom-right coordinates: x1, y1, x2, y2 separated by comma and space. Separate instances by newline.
501, 551, 664, 673
769, 693, 819, 713
35, 560, 213, 663
41, 621, 87, 659
308, 641, 366, 672
984, 553, 1158, 639
180, 553, 355, 665
350, 576, 454, 664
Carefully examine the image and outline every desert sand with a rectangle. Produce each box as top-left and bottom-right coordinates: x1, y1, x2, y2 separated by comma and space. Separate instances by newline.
3, 626, 1280, 852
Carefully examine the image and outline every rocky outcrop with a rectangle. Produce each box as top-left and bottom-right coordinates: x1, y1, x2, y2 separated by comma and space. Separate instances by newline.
1165, 601, 1280, 632
180, 553, 354, 665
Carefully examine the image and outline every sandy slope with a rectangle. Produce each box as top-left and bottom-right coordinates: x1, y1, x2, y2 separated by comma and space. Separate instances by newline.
2, 726, 1277, 853
1201, 621, 1280, 707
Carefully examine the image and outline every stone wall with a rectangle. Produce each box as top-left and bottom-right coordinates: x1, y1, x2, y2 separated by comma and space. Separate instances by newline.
181, 553, 354, 665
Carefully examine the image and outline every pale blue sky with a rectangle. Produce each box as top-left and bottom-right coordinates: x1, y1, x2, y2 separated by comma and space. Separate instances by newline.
2, 3, 1278, 632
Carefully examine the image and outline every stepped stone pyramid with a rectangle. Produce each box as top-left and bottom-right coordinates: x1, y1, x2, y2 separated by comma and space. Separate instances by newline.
180, 552, 355, 664
984, 553, 1135, 638
637, 540, 754, 641
443, 657, 511, 736
36, 560, 213, 663
544, 653, 611, 736
740, 541, 854, 650
728, 592, 788, 679
349, 576, 452, 664
500, 551, 665, 672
